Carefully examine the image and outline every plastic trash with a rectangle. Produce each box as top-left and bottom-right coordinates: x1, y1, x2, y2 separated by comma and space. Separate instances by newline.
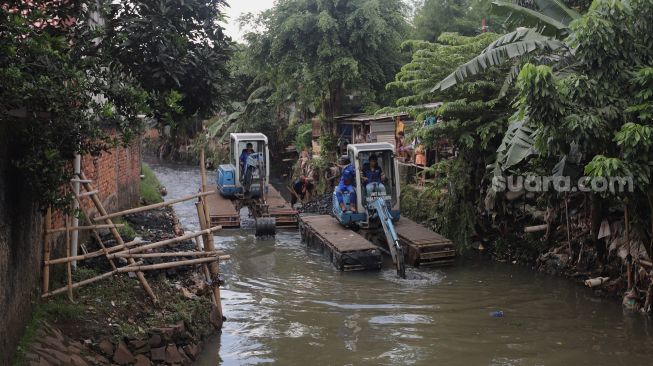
490, 311, 504, 318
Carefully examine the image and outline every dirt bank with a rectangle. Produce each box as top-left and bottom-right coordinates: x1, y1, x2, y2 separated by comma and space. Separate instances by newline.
15, 207, 219, 366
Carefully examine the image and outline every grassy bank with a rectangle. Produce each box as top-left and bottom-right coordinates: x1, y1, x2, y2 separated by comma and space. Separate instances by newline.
140, 163, 164, 205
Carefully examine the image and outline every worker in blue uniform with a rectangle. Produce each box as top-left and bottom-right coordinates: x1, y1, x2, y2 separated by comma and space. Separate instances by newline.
239, 143, 255, 170
362, 154, 386, 195
336, 163, 357, 212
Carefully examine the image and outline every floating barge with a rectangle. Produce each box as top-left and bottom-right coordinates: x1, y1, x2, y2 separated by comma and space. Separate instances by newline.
206, 185, 240, 228
395, 218, 456, 267
300, 215, 383, 271
266, 186, 299, 227
206, 185, 298, 229
300, 215, 455, 271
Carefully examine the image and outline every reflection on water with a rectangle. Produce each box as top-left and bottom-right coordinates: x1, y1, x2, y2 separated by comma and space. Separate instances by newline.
145, 158, 653, 366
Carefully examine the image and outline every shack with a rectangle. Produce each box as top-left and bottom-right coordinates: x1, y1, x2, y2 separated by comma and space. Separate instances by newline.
334, 113, 408, 146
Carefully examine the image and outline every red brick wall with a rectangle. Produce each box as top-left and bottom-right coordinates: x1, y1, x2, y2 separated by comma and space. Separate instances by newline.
51, 138, 142, 230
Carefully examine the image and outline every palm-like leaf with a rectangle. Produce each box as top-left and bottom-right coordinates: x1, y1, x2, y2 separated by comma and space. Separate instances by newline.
493, 1, 565, 37
433, 28, 566, 91
496, 117, 536, 171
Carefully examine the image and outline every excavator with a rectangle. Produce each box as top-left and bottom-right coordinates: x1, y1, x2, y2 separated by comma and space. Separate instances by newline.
332, 143, 406, 278
215, 133, 281, 236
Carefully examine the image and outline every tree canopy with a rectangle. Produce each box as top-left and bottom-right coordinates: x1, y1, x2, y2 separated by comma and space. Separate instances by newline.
243, 0, 409, 130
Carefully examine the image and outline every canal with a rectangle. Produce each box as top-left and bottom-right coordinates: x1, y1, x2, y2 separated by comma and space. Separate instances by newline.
146, 158, 653, 366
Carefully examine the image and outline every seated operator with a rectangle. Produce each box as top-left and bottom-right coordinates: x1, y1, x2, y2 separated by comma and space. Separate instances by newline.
335, 164, 357, 213
362, 154, 386, 195
239, 143, 255, 170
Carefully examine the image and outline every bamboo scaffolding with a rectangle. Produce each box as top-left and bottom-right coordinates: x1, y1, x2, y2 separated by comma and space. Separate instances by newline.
47, 223, 125, 233
113, 250, 228, 259
199, 149, 224, 323
42, 207, 52, 294
93, 191, 215, 221
65, 216, 74, 301
70, 188, 118, 270
42, 268, 120, 298
79, 172, 158, 303
41, 260, 143, 298
44, 238, 145, 265
106, 227, 222, 259
116, 256, 228, 273
195, 236, 218, 304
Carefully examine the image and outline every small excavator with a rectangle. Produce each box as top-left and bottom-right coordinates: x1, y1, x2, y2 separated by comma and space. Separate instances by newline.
332, 143, 406, 278
216, 133, 277, 236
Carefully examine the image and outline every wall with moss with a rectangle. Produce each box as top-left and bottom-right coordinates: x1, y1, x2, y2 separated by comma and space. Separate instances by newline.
0, 130, 44, 364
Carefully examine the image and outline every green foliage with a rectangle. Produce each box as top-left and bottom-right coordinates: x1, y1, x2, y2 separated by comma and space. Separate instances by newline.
1, 2, 147, 210
294, 123, 313, 152
244, 0, 409, 125
412, 0, 499, 41
492, 0, 579, 37
104, 0, 233, 136
434, 28, 567, 91
140, 164, 164, 205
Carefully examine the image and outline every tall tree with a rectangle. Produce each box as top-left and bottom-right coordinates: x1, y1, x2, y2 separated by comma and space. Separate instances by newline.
1, 1, 147, 209
244, 0, 409, 136
412, 0, 498, 41
103, 0, 233, 139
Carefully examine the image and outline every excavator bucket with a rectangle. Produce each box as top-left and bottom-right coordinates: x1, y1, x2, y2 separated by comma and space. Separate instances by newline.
255, 217, 276, 237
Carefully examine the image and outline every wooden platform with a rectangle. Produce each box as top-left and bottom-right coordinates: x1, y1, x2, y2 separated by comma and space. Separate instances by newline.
206, 186, 240, 228
395, 218, 456, 266
266, 186, 299, 227
300, 215, 382, 271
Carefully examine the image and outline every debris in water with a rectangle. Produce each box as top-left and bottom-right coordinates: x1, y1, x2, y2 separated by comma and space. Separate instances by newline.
490, 311, 504, 318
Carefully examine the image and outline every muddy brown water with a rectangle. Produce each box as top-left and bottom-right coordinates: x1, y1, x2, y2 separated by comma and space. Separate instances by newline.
146, 159, 653, 366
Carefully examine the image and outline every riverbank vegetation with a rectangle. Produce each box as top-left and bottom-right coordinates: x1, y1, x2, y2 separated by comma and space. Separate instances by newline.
193, 0, 653, 309
1, 1, 232, 210
140, 164, 165, 206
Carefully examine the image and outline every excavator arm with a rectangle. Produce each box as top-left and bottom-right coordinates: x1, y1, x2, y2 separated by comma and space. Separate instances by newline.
370, 198, 406, 278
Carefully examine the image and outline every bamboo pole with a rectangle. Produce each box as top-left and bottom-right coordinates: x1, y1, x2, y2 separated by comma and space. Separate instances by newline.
524, 224, 548, 233
47, 224, 125, 233
41, 267, 124, 298
113, 251, 228, 259
195, 236, 218, 304
65, 216, 74, 301
70, 188, 118, 270
199, 149, 212, 229
79, 172, 158, 303
42, 207, 52, 294
44, 238, 144, 265
116, 256, 228, 273
196, 201, 224, 323
625, 202, 633, 290
565, 194, 572, 257
93, 191, 215, 221
106, 227, 222, 259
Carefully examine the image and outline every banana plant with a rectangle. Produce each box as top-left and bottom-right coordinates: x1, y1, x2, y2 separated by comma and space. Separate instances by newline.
433, 27, 568, 91
433, 0, 579, 92
493, 0, 580, 37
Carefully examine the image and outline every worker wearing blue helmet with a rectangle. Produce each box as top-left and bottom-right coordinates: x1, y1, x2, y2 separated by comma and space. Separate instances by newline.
336, 163, 357, 212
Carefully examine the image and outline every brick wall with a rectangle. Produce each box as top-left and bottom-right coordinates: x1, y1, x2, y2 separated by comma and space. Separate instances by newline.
51, 138, 142, 229
1, 133, 142, 364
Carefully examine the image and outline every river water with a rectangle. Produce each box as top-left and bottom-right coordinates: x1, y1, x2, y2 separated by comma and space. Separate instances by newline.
146, 159, 653, 366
